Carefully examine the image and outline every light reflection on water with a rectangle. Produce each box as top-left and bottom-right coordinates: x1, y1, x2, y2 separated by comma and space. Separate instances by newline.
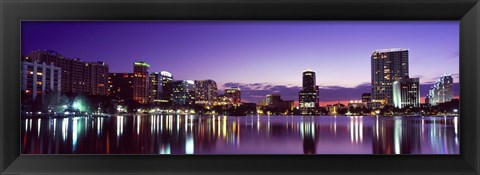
21, 115, 459, 154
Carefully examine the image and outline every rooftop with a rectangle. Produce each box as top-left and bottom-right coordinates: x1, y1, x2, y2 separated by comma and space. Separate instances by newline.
372, 48, 409, 54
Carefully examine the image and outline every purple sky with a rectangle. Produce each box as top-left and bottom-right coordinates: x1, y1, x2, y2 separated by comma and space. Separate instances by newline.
21, 21, 459, 104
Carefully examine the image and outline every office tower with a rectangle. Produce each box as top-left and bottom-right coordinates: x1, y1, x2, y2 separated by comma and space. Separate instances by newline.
159, 71, 174, 104
133, 61, 150, 104
265, 94, 294, 111
108, 73, 134, 101
266, 94, 282, 106
89, 61, 109, 95
25, 49, 109, 95
150, 72, 161, 102
299, 69, 319, 112
392, 77, 420, 109
21, 61, 62, 100
173, 80, 196, 105
428, 74, 454, 106
224, 87, 241, 106
371, 48, 409, 107
194, 79, 218, 105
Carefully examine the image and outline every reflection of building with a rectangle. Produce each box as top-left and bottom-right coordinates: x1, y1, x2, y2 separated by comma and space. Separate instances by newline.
392, 77, 420, 109
108, 73, 134, 100
173, 80, 196, 106
428, 75, 454, 106
194, 80, 218, 105
150, 72, 161, 102
25, 49, 109, 95
299, 69, 319, 113
371, 48, 409, 107
21, 61, 62, 100
301, 121, 317, 154
160, 71, 174, 105
225, 87, 241, 106
372, 118, 422, 154
133, 61, 150, 104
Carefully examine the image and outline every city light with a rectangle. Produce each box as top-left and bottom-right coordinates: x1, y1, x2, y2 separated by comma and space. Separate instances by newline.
20, 21, 460, 155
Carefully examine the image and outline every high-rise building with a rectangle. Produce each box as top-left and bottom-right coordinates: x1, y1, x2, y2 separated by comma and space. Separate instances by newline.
21, 61, 62, 100
25, 49, 109, 95
371, 48, 409, 107
133, 61, 150, 104
159, 71, 174, 104
224, 87, 241, 106
428, 74, 454, 106
149, 72, 161, 102
108, 73, 134, 101
265, 94, 294, 112
194, 79, 218, 105
299, 69, 319, 113
173, 80, 196, 106
392, 77, 420, 109
89, 61, 109, 95
266, 94, 282, 106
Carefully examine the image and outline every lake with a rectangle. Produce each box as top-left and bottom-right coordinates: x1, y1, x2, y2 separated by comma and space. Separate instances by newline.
21, 115, 459, 154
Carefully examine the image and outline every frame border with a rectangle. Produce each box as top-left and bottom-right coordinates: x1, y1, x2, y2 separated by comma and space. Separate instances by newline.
1, 0, 479, 174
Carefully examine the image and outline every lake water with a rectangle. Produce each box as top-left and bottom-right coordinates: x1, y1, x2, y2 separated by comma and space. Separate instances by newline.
21, 115, 459, 154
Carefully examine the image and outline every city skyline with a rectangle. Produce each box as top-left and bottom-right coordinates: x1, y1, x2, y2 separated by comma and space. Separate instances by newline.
21, 21, 459, 104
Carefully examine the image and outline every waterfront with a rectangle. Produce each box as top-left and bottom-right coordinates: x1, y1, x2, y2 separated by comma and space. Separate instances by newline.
21, 115, 459, 154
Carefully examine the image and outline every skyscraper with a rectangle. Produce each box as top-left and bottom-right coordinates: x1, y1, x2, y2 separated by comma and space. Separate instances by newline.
133, 61, 150, 104
371, 48, 409, 107
392, 77, 420, 109
225, 87, 241, 106
299, 69, 319, 113
428, 74, 454, 106
173, 80, 196, 106
89, 61, 109, 95
159, 71, 174, 105
150, 72, 161, 102
108, 73, 134, 101
194, 79, 218, 105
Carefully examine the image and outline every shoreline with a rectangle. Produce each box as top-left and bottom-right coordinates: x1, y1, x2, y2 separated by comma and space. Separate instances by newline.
20, 113, 460, 119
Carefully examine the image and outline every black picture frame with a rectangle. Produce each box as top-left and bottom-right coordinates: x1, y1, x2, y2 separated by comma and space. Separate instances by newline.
1, 0, 479, 174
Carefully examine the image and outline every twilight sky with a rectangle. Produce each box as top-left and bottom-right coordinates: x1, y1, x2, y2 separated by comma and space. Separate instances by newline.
22, 21, 459, 105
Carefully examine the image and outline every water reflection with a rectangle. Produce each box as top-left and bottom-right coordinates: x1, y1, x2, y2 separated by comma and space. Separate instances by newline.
21, 115, 459, 154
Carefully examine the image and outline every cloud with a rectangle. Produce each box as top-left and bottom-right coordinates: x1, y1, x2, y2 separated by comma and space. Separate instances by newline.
220, 82, 301, 103
219, 81, 460, 104
318, 82, 371, 101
